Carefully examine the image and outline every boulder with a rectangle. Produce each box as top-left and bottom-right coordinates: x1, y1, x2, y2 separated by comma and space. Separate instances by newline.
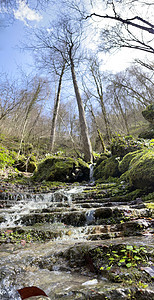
139, 104, 154, 139
142, 104, 154, 124
119, 149, 154, 190
32, 156, 89, 183
128, 149, 154, 190
93, 156, 121, 181
119, 150, 143, 174
111, 135, 142, 158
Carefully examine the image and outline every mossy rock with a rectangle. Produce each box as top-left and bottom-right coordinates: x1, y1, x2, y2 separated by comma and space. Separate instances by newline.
138, 105, 154, 138
142, 104, 154, 124
32, 156, 90, 182
111, 135, 142, 158
138, 126, 154, 139
94, 153, 109, 167
94, 156, 121, 180
119, 150, 143, 174
128, 149, 154, 190
14, 156, 37, 173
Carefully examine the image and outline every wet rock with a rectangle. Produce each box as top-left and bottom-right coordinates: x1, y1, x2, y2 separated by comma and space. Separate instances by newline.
61, 211, 87, 226
20, 213, 56, 226
141, 266, 154, 278
82, 279, 98, 286
134, 289, 154, 300
0, 216, 5, 223
94, 208, 113, 219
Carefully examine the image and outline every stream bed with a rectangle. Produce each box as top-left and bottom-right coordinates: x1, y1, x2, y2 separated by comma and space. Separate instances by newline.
0, 184, 154, 299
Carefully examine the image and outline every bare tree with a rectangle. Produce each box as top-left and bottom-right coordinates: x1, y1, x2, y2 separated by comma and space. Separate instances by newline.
0, 74, 20, 121
68, 40, 93, 162
49, 64, 65, 151
32, 18, 93, 162
88, 58, 112, 143
17, 77, 47, 157
104, 64, 154, 134
70, 0, 154, 54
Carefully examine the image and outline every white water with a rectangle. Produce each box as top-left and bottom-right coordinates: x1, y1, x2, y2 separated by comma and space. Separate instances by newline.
89, 164, 94, 183
0, 186, 85, 229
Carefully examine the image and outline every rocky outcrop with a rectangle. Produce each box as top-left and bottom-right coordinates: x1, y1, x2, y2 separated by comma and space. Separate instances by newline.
139, 104, 154, 139
32, 157, 90, 182
119, 149, 154, 191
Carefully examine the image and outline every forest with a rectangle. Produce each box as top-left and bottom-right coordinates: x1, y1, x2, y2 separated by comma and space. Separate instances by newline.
0, 1, 154, 299
0, 0, 153, 163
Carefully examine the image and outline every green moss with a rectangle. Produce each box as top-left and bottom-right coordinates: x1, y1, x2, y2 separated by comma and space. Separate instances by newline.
142, 104, 154, 124
95, 154, 109, 167
14, 155, 37, 173
128, 149, 154, 190
145, 203, 154, 210
138, 105, 154, 138
119, 150, 143, 174
0, 145, 16, 168
32, 157, 78, 182
138, 127, 154, 139
94, 156, 121, 181
110, 135, 143, 157
77, 157, 89, 168
143, 192, 154, 202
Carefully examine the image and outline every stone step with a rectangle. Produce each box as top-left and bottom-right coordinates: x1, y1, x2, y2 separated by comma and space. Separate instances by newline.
11, 207, 151, 227
75, 201, 145, 208
1, 218, 152, 244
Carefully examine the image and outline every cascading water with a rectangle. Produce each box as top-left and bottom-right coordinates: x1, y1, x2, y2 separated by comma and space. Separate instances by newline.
0, 186, 85, 229
0, 185, 94, 299
0, 183, 154, 299
89, 164, 94, 183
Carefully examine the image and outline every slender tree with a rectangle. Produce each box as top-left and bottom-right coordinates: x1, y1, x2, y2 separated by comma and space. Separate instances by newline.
70, 0, 154, 54
49, 63, 65, 151
68, 41, 93, 162
32, 18, 93, 162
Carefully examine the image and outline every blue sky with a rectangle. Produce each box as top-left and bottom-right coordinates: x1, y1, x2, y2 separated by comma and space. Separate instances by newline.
0, 21, 33, 76
0, 1, 52, 77
0, 0, 152, 78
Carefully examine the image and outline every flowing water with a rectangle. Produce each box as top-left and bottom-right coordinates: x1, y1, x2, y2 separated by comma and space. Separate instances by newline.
0, 184, 154, 299
0, 186, 85, 229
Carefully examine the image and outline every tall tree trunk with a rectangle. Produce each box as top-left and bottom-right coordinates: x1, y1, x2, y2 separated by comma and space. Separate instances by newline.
114, 93, 130, 135
100, 95, 112, 142
49, 64, 65, 152
90, 64, 112, 143
17, 82, 41, 158
69, 48, 93, 162
89, 103, 106, 152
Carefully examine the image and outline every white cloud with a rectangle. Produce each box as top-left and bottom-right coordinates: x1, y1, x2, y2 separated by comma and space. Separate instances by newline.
14, 0, 42, 24
47, 28, 53, 34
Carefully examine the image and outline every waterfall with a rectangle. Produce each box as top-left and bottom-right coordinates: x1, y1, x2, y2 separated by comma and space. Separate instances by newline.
0, 186, 85, 228
89, 164, 94, 183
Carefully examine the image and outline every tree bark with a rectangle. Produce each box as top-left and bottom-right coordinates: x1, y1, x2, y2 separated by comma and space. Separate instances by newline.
90, 62, 112, 143
17, 82, 41, 158
89, 103, 106, 152
49, 64, 65, 151
69, 47, 93, 162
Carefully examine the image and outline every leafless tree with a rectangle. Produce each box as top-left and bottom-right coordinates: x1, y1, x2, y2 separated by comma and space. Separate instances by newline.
31, 18, 93, 162
104, 64, 154, 133
0, 74, 20, 121
69, 0, 154, 54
